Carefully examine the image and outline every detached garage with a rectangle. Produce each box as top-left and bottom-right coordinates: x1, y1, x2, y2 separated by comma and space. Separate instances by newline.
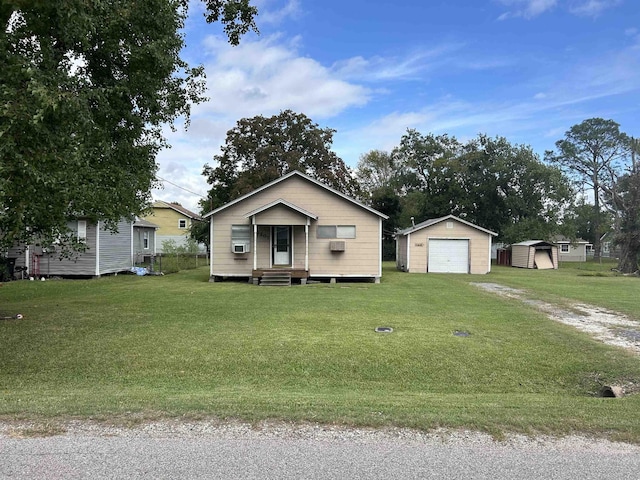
396, 215, 497, 274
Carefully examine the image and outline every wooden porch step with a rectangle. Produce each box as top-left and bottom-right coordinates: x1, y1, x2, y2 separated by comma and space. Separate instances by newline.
259, 271, 292, 287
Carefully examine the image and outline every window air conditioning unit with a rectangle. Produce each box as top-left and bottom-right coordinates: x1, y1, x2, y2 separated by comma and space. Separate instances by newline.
330, 241, 346, 252
232, 243, 250, 254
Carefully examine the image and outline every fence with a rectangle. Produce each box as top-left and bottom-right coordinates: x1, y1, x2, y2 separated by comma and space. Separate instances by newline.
135, 253, 209, 274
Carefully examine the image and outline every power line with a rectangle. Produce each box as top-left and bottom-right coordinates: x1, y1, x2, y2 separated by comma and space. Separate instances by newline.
156, 176, 207, 199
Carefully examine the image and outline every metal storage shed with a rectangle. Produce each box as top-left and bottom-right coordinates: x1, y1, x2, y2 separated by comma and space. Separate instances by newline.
511, 240, 558, 269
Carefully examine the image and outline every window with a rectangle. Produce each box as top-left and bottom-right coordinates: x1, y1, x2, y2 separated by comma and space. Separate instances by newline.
231, 225, 251, 253
178, 219, 187, 229
317, 225, 356, 239
77, 220, 87, 243
561, 244, 569, 253
143, 231, 149, 250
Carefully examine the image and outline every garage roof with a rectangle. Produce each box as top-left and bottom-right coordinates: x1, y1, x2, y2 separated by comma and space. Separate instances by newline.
397, 214, 497, 236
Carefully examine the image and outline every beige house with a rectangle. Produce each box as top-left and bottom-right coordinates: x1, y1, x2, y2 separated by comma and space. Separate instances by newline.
142, 201, 203, 253
395, 215, 496, 274
203, 171, 388, 284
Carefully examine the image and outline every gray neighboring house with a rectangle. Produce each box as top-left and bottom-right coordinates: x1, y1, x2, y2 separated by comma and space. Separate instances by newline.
8, 218, 135, 278
133, 218, 159, 264
551, 235, 591, 262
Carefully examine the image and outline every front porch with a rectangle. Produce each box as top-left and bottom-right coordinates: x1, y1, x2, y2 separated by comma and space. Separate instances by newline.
252, 268, 309, 286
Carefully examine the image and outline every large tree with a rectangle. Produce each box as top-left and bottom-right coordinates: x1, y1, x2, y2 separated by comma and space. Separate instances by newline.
603, 137, 640, 273
390, 131, 572, 243
545, 118, 629, 259
0, 0, 257, 251
355, 150, 402, 259
202, 110, 360, 209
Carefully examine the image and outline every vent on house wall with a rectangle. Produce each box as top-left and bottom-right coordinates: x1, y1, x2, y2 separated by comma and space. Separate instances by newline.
330, 241, 346, 252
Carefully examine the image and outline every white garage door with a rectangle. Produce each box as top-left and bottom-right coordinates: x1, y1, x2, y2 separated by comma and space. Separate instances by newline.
428, 239, 469, 273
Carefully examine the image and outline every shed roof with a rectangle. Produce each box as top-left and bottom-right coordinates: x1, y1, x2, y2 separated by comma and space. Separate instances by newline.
203, 170, 388, 220
397, 214, 497, 236
244, 198, 319, 220
133, 218, 160, 229
512, 240, 555, 247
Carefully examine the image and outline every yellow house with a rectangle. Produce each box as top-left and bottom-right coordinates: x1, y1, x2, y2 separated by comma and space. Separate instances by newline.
203, 171, 389, 285
142, 201, 202, 253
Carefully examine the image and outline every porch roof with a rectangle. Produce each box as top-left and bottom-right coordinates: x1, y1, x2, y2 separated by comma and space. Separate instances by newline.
244, 198, 319, 221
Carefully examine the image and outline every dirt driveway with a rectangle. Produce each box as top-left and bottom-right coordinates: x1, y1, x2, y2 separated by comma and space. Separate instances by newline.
474, 282, 640, 356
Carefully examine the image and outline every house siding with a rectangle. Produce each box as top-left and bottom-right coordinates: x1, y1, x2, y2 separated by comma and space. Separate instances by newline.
98, 219, 133, 274
133, 227, 156, 257
210, 175, 382, 278
557, 244, 587, 262
511, 245, 533, 269
396, 235, 408, 271
253, 205, 309, 225
9, 219, 133, 277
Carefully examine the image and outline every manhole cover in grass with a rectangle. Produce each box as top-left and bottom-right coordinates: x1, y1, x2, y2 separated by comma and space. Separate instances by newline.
453, 331, 470, 337
375, 327, 393, 333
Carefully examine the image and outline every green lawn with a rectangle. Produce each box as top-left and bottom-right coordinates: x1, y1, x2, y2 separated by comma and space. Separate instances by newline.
1, 262, 639, 442
486, 259, 639, 318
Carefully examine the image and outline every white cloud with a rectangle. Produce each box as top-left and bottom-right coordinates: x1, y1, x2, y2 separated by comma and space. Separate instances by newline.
496, 0, 558, 20
153, 33, 373, 207
569, 0, 622, 17
496, 0, 622, 19
199, 34, 370, 119
330, 44, 506, 83
258, 0, 302, 25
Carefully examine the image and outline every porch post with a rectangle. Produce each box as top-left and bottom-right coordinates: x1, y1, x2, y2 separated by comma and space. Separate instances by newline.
253, 218, 257, 270
305, 218, 309, 271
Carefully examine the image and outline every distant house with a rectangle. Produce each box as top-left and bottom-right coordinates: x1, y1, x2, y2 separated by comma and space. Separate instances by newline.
551, 235, 590, 262
395, 215, 497, 274
203, 170, 388, 284
8, 218, 134, 278
141, 201, 203, 253
600, 232, 621, 258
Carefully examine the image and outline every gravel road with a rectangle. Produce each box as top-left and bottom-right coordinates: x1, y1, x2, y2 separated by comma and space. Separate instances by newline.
2, 421, 640, 479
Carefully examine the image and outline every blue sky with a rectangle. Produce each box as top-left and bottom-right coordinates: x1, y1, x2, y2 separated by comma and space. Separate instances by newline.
153, 0, 640, 212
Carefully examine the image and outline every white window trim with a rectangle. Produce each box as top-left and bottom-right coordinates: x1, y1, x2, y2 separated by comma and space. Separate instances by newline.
178, 219, 187, 229
77, 220, 87, 243
317, 225, 356, 239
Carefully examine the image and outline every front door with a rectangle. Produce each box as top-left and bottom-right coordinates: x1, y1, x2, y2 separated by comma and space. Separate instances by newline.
273, 226, 291, 266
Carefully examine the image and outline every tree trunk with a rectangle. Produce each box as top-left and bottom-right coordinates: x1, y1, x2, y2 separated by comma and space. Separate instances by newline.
616, 235, 640, 274
593, 176, 601, 261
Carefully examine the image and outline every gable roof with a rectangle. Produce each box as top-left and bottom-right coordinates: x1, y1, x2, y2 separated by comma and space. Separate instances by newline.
244, 199, 319, 220
550, 235, 589, 244
397, 214, 497, 236
512, 240, 554, 247
153, 201, 202, 221
203, 170, 389, 220
133, 218, 160, 229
